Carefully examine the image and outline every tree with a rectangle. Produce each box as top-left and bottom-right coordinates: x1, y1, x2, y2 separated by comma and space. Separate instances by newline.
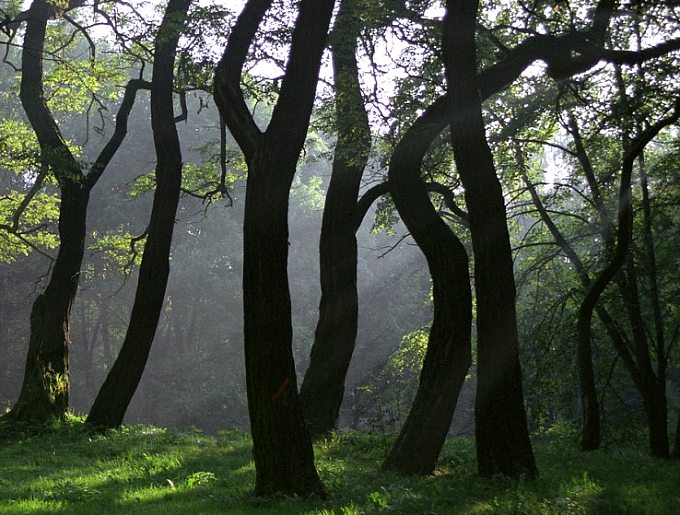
298, 0, 372, 436
87, 0, 193, 429
443, 0, 537, 479
381, 90, 472, 476
3, 0, 144, 422
214, 0, 334, 497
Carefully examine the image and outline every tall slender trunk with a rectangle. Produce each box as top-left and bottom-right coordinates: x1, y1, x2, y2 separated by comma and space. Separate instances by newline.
87, 0, 191, 428
299, 0, 371, 435
575, 99, 680, 454
620, 255, 669, 457
382, 97, 472, 475
444, 0, 537, 478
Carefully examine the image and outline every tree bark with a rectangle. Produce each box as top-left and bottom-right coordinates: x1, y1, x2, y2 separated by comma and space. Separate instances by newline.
673, 413, 680, 459
6, 0, 141, 422
8, 183, 88, 421
444, 0, 537, 479
382, 100, 472, 476
87, 0, 191, 428
214, 0, 334, 496
299, 0, 371, 436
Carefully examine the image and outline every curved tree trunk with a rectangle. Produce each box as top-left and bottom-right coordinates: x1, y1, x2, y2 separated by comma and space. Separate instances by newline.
299, 0, 371, 435
444, 0, 537, 479
87, 0, 191, 428
214, 0, 334, 496
9, 183, 88, 421
574, 101, 679, 453
7, 0, 140, 421
382, 97, 472, 475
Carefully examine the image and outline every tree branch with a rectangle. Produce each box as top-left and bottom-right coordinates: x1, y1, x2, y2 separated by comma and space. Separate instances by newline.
214, 0, 270, 161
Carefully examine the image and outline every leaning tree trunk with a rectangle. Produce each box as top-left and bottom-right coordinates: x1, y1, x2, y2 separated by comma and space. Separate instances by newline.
87, 0, 191, 428
9, 183, 88, 421
382, 95, 472, 476
444, 0, 537, 479
575, 97, 680, 454
299, 0, 371, 435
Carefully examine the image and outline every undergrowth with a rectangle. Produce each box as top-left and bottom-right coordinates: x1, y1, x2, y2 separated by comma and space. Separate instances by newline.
0, 417, 678, 514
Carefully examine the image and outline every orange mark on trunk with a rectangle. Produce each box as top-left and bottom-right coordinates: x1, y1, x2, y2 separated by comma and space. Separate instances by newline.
271, 376, 291, 401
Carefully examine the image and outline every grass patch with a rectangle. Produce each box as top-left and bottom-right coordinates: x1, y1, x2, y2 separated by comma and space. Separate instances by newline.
0, 419, 678, 514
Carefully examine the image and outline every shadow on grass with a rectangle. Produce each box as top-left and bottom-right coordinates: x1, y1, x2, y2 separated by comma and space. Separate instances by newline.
1, 423, 679, 514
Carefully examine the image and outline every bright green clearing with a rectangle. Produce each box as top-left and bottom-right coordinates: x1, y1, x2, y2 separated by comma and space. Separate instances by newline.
0, 420, 678, 514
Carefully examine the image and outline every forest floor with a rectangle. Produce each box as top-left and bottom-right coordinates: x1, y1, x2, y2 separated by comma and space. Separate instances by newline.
0, 418, 678, 514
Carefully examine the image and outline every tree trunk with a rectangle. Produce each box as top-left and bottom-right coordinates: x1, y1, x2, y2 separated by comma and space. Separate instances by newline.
8, 184, 88, 421
87, 0, 191, 428
444, 0, 537, 479
575, 99, 680, 453
5, 0, 143, 422
672, 412, 680, 459
619, 256, 669, 458
214, 0, 334, 496
641, 381, 669, 458
243, 148, 323, 495
6, 0, 90, 421
299, 0, 371, 435
383, 128, 471, 474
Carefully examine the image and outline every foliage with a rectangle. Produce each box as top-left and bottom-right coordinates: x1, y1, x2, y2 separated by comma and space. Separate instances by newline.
353, 330, 429, 434
0, 191, 60, 263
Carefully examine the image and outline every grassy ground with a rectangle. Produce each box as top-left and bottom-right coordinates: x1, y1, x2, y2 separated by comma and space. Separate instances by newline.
0, 419, 678, 514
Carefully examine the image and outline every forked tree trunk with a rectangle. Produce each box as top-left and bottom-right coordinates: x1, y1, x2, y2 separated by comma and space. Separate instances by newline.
382, 97, 472, 475
443, 0, 537, 479
299, 0, 371, 435
8, 184, 88, 420
574, 99, 679, 454
87, 0, 191, 428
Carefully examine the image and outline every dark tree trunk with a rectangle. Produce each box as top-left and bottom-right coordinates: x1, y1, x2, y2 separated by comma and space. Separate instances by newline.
521, 168, 609, 452
620, 255, 669, 458
6, 0, 140, 422
443, 0, 537, 479
382, 98, 472, 476
87, 0, 191, 428
214, 0, 334, 496
9, 184, 88, 421
299, 0, 371, 435
673, 413, 680, 459
574, 103, 679, 453
641, 381, 669, 458
243, 149, 323, 495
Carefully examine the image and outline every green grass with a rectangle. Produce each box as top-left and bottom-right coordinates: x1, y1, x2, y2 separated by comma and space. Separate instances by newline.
0, 419, 678, 514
